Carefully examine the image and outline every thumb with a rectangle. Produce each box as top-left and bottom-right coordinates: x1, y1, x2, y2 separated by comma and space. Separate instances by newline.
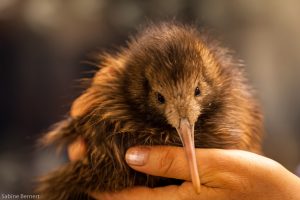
125, 146, 231, 183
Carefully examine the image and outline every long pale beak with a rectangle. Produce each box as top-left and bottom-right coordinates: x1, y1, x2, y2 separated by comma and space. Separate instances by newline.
177, 118, 201, 193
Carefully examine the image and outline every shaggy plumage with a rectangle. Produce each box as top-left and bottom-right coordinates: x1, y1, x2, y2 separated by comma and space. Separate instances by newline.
37, 22, 263, 200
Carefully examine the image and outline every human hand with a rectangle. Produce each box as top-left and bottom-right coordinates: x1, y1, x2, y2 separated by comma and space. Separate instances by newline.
69, 140, 300, 200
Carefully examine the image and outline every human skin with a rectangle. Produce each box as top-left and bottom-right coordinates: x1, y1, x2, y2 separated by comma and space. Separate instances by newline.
68, 138, 300, 200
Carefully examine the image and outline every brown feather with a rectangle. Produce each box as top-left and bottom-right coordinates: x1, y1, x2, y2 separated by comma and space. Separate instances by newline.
37, 22, 263, 200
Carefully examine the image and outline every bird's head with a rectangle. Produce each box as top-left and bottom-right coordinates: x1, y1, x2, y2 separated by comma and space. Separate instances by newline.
124, 23, 223, 193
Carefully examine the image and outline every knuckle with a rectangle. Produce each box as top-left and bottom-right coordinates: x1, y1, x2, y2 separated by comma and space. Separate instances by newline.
159, 147, 176, 176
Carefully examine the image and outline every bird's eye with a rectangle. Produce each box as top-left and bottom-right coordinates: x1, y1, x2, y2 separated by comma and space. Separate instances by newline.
157, 93, 165, 104
194, 87, 201, 96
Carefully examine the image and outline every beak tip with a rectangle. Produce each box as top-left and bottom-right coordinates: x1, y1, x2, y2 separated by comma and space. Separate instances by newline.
192, 172, 201, 194
194, 182, 201, 194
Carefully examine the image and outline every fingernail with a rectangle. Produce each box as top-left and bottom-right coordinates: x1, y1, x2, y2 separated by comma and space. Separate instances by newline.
125, 147, 150, 166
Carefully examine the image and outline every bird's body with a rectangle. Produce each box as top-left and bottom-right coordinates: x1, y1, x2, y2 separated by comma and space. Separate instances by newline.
37, 23, 263, 200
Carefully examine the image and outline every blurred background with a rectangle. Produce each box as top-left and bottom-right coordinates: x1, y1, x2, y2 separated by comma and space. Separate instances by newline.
1, 0, 300, 194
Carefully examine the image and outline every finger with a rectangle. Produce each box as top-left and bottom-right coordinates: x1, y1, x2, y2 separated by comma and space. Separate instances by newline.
91, 185, 182, 200
91, 182, 229, 200
68, 137, 87, 161
71, 91, 97, 117
125, 146, 235, 182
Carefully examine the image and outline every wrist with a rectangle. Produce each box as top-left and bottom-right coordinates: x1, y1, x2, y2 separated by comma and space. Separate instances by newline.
271, 164, 300, 200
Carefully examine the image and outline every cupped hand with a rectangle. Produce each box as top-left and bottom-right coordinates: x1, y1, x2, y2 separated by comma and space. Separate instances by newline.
69, 139, 300, 200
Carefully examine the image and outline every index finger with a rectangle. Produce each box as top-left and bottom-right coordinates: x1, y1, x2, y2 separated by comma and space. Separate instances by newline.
91, 182, 227, 200
91, 185, 183, 200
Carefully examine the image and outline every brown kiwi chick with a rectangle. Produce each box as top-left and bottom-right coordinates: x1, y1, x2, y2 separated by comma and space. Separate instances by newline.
37, 22, 263, 200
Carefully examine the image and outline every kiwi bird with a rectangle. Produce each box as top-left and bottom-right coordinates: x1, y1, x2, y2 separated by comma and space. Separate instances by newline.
37, 22, 263, 200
